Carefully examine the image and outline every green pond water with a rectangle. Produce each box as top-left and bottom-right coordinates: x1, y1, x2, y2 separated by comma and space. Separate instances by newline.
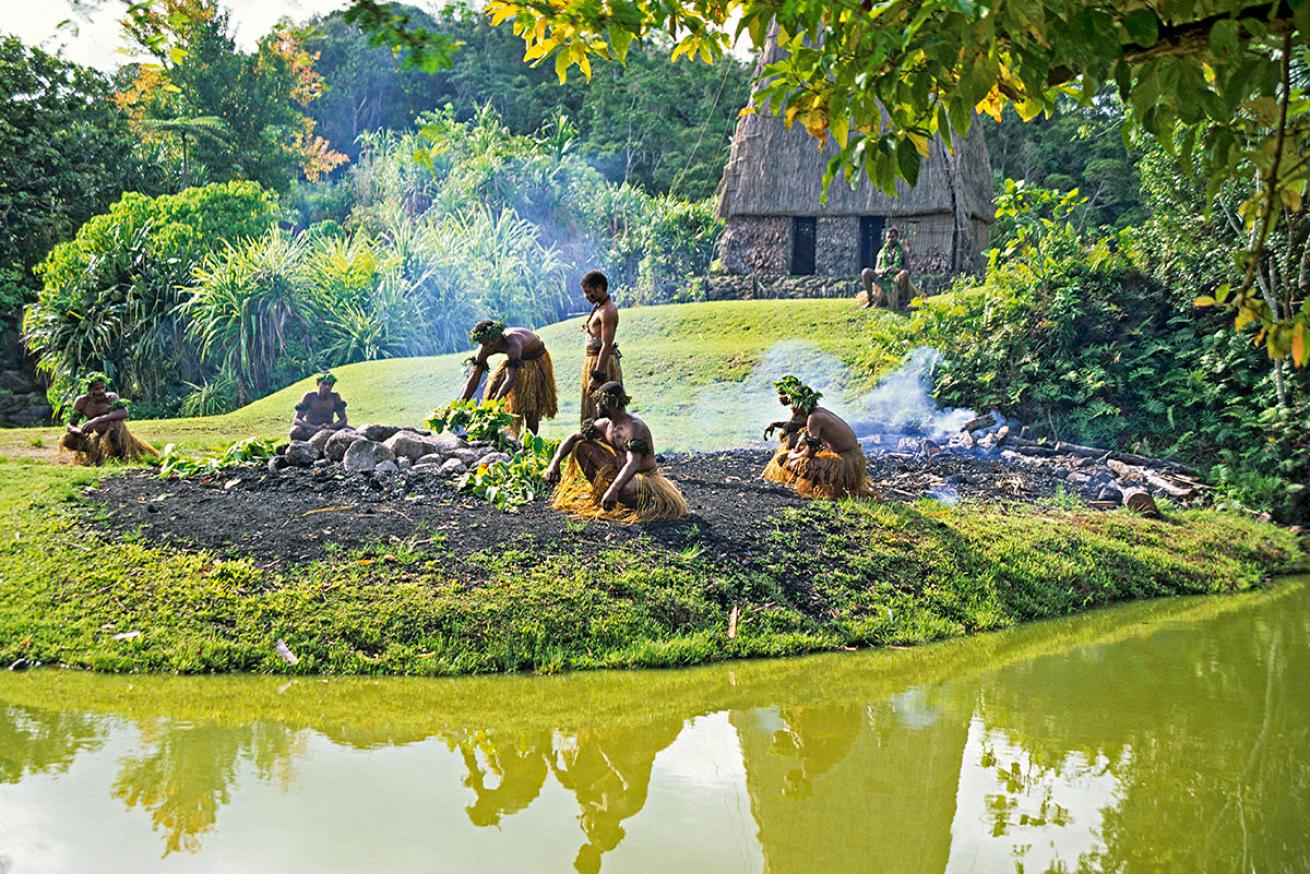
1, 577, 1307, 873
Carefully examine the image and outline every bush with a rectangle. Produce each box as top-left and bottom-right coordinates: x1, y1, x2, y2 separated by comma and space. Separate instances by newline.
24, 182, 280, 415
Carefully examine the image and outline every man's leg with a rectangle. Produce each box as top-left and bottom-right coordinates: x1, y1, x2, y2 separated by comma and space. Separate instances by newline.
894, 271, 910, 309
524, 412, 540, 435
859, 268, 877, 308
289, 426, 315, 441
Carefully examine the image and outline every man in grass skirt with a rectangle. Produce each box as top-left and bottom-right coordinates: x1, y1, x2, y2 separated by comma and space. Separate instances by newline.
458, 319, 558, 436
546, 381, 686, 524
763, 375, 874, 499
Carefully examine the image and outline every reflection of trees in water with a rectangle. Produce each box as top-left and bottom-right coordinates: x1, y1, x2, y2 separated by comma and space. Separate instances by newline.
111, 720, 304, 856
733, 692, 970, 873
0, 703, 106, 784
977, 603, 1310, 872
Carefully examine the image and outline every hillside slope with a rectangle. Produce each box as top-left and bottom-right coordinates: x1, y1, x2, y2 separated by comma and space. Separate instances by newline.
0, 299, 893, 457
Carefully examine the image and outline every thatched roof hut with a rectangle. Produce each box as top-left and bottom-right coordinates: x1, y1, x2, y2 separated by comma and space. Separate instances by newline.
715, 32, 993, 280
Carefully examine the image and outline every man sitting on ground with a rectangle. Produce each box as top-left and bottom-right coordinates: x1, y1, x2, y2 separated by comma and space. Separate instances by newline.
761, 375, 809, 484
765, 376, 873, 499
545, 381, 687, 524
290, 372, 349, 441
860, 227, 911, 310
459, 319, 557, 436
60, 372, 158, 465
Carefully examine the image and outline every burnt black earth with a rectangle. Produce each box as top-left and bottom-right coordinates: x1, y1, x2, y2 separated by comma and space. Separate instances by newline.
90, 448, 1089, 571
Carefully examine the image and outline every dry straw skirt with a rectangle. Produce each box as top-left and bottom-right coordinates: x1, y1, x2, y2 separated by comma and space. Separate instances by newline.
60, 421, 158, 466
787, 448, 874, 499
580, 350, 623, 425
485, 351, 558, 434
761, 443, 800, 484
550, 442, 687, 524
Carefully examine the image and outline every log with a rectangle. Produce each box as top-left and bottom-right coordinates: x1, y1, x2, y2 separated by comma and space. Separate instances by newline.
1142, 469, 1197, 500
1007, 439, 1055, 458
1106, 459, 1142, 481
1122, 488, 1160, 518
961, 413, 998, 433
994, 424, 1011, 446
1054, 441, 1196, 476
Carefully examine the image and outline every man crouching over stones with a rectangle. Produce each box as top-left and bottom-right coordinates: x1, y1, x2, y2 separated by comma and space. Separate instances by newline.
545, 382, 687, 524
760, 375, 810, 485
766, 376, 874, 499
60, 372, 158, 465
290, 372, 350, 441
459, 319, 557, 436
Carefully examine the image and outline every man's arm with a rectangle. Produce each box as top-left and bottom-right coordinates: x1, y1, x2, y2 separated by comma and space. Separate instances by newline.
601, 450, 642, 510
332, 395, 349, 430
82, 394, 129, 430
459, 348, 490, 401
588, 306, 618, 391
491, 337, 524, 400
544, 431, 583, 483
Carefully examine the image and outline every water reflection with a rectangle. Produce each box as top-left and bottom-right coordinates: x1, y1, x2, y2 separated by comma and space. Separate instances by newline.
0, 578, 1306, 872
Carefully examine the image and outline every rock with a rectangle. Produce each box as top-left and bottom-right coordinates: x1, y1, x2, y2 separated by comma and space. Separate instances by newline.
477, 452, 511, 467
285, 440, 319, 467
267, 456, 288, 473
359, 423, 405, 442
397, 456, 413, 471
414, 453, 446, 467
325, 429, 364, 462
313, 458, 332, 468
342, 439, 394, 474
308, 428, 335, 453
383, 430, 442, 462
373, 460, 399, 476
438, 457, 467, 476
1097, 484, 1123, 503
427, 431, 469, 453
451, 447, 483, 466
0, 369, 36, 393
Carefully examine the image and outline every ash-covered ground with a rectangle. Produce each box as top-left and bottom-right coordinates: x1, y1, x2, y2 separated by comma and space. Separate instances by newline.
89, 445, 1105, 569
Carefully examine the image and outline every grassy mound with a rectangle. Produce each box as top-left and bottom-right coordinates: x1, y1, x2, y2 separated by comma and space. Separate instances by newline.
0, 464, 1301, 674
0, 299, 888, 457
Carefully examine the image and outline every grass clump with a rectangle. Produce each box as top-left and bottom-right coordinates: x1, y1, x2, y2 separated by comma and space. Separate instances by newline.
0, 464, 1302, 675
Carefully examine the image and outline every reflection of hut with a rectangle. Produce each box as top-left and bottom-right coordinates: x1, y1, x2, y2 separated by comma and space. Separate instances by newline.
713, 34, 993, 293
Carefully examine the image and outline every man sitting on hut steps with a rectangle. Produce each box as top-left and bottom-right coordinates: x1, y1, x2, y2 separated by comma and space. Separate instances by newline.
860, 227, 910, 310
580, 270, 622, 426
459, 319, 558, 436
290, 372, 350, 441
60, 372, 158, 465
546, 381, 687, 524
764, 376, 874, 499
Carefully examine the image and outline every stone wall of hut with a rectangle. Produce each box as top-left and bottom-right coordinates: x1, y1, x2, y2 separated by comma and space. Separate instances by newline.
0, 314, 51, 427
718, 213, 967, 277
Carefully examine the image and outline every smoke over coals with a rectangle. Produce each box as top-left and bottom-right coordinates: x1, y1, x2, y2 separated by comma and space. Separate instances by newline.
685, 342, 976, 452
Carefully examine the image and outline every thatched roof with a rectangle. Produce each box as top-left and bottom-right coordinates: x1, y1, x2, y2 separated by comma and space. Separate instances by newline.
717, 33, 994, 222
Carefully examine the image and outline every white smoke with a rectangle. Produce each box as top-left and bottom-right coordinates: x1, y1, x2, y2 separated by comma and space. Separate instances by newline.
684, 341, 975, 450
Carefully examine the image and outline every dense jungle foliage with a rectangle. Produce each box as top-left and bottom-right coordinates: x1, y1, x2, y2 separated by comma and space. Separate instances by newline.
886, 127, 1310, 522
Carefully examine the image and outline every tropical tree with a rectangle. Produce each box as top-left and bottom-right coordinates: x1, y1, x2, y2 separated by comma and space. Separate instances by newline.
136, 115, 230, 190
24, 181, 280, 413
0, 37, 158, 312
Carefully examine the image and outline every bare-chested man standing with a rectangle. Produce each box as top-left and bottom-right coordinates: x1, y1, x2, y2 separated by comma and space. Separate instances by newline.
580, 270, 621, 425
765, 376, 873, 499
459, 319, 558, 436
290, 372, 349, 441
546, 381, 686, 523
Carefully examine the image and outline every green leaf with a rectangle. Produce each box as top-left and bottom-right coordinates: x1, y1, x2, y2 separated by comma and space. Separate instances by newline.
1121, 8, 1159, 47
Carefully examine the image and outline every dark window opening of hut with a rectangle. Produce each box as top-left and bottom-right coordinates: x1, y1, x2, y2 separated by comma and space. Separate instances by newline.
859, 216, 885, 270
792, 217, 816, 275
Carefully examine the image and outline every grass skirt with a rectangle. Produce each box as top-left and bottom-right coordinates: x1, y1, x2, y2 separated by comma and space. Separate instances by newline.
761, 444, 799, 484
59, 421, 158, 466
550, 442, 687, 524
787, 448, 873, 499
580, 351, 623, 425
485, 351, 558, 434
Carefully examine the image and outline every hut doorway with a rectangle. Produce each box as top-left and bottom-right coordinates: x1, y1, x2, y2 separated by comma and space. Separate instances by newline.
791, 217, 817, 274
859, 216, 886, 269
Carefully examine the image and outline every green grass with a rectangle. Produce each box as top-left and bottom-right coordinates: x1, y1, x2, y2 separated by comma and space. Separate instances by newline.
0, 299, 893, 457
0, 463, 1301, 675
